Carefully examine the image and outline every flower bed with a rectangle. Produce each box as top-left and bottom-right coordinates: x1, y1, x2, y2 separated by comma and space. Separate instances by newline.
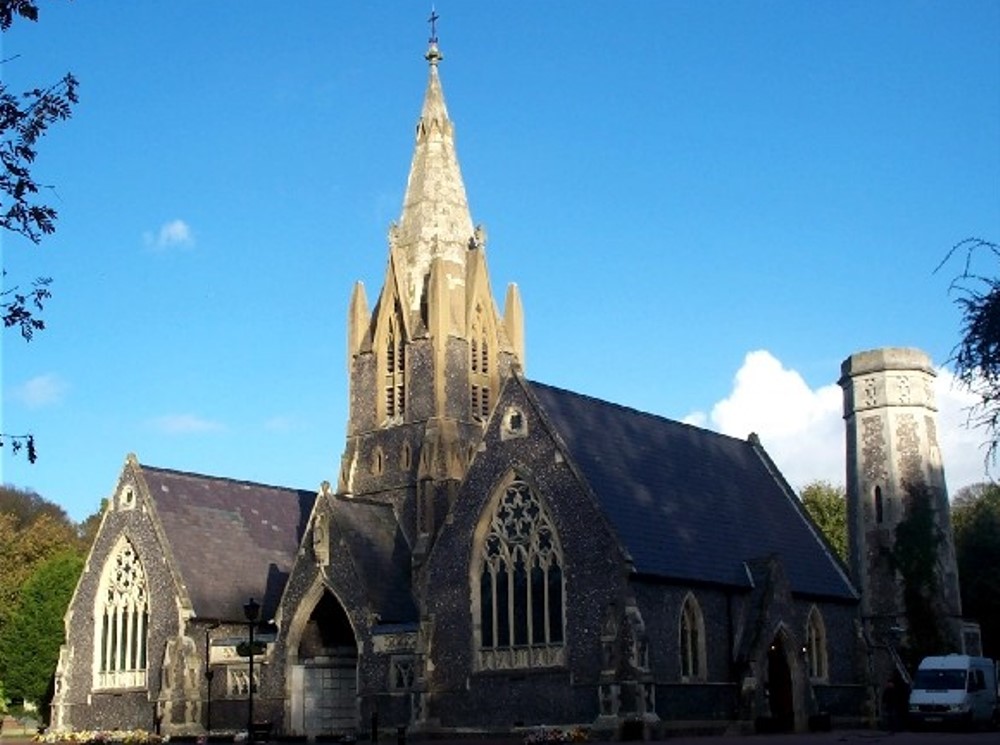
35, 730, 164, 745
523, 726, 589, 744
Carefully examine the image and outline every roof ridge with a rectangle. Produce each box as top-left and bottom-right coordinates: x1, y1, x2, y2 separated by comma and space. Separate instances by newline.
525, 378, 753, 446
141, 464, 314, 495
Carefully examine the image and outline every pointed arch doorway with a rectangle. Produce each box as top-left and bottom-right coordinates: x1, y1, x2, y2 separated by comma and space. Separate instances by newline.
766, 633, 795, 732
289, 591, 358, 736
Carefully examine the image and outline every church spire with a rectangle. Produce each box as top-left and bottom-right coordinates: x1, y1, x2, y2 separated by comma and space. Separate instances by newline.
394, 17, 475, 319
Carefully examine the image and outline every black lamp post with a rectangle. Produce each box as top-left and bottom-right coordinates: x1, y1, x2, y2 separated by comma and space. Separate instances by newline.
205, 622, 219, 733
243, 597, 261, 740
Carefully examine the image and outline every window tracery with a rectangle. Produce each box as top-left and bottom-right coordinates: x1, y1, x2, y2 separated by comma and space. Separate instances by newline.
390, 656, 416, 690
475, 478, 565, 670
95, 537, 149, 689
226, 666, 259, 698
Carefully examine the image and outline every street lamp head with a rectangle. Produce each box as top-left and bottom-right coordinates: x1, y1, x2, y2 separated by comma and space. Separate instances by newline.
244, 597, 261, 622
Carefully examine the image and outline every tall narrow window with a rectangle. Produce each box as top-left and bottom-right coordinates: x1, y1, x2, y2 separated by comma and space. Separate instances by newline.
476, 477, 565, 670
95, 537, 149, 689
806, 607, 828, 681
874, 486, 884, 524
679, 594, 706, 681
383, 310, 405, 421
469, 312, 491, 421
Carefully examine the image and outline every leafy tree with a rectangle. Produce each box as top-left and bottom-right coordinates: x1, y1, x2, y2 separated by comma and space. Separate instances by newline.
939, 238, 1000, 465
0, 0, 79, 462
0, 488, 100, 711
0, 484, 70, 531
76, 498, 107, 547
0, 510, 79, 644
951, 482, 1000, 659
0, 551, 83, 704
799, 480, 848, 562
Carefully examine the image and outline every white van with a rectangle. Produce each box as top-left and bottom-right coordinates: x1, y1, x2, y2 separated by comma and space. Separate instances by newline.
908, 655, 998, 729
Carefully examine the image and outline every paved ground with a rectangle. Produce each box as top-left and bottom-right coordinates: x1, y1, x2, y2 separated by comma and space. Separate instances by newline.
6, 726, 1000, 745
622, 731, 1000, 744
5, 732, 1000, 745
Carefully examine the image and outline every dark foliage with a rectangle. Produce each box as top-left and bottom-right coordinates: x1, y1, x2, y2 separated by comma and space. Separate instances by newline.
1, 0, 79, 462
0, 60, 78, 339
892, 480, 959, 666
0, 0, 38, 30
952, 483, 1000, 659
938, 238, 1000, 466
0, 483, 69, 530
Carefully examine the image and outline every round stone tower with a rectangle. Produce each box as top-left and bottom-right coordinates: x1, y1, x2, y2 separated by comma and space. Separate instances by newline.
839, 348, 963, 681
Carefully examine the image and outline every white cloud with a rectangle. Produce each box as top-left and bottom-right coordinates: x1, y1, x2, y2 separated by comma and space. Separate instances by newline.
934, 369, 991, 491
143, 219, 194, 250
685, 350, 992, 494
10, 373, 69, 408
148, 413, 224, 434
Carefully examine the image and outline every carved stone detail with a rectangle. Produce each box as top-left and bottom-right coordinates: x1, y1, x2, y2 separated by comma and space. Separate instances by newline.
861, 415, 887, 484
895, 413, 922, 484
895, 375, 911, 405
925, 415, 939, 450
372, 630, 418, 654
862, 377, 878, 408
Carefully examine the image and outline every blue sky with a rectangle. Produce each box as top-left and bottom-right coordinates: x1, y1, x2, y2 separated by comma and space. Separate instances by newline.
2, 2, 998, 522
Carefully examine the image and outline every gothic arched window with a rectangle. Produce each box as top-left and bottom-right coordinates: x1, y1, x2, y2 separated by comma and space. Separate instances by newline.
679, 593, 706, 681
95, 537, 149, 689
806, 606, 828, 681
475, 477, 565, 670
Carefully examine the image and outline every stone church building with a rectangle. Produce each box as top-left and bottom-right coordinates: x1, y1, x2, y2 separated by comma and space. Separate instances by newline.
49, 35, 965, 739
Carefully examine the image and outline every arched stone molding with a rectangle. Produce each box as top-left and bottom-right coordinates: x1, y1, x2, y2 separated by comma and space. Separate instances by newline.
92, 534, 149, 691
762, 623, 810, 733
678, 592, 707, 682
282, 574, 361, 736
283, 574, 358, 670
805, 606, 828, 682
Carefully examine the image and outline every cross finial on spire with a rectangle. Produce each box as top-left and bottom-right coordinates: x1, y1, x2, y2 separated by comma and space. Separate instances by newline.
425, 7, 443, 66
428, 7, 439, 45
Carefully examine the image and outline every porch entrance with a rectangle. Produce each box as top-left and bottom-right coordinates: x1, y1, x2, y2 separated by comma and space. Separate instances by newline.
767, 634, 794, 732
289, 592, 357, 736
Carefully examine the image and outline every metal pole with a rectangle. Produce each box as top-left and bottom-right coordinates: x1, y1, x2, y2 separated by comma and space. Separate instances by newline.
243, 597, 260, 742
205, 627, 215, 733
248, 619, 255, 740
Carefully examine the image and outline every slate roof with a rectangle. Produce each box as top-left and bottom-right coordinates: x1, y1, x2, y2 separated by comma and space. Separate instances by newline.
330, 496, 417, 624
528, 381, 857, 601
141, 465, 315, 621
